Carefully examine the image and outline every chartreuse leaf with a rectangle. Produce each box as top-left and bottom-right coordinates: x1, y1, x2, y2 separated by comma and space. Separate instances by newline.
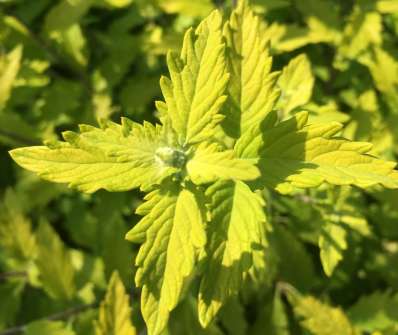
44, 0, 92, 66
126, 186, 206, 335
222, 0, 280, 138
0, 45, 22, 109
364, 47, 398, 110
337, 2, 382, 61
157, 0, 214, 17
186, 142, 260, 184
317, 186, 370, 276
319, 222, 347, 277
98, 0, 132, 8
9, 121, 177, 193
376, 0, 398, 13
277, 54, 314, 115
25, 320, 75, 335
288, 291, 357, 335
35, 221, 76, 300
198, 180, 267, 326
236, 111, 398, 193
94, 271, 137, 335
0, 189, 36, 269
160, 10, 229, 144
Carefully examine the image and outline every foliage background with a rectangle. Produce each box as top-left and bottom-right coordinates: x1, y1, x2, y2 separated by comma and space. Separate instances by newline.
1, 0, 398, 334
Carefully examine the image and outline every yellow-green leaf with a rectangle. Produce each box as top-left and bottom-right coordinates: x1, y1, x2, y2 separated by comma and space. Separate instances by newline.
94, 271, 137, 335
319, 222, 347, 276
198, 180, 267, 326
277, 54, 314, 115
127, 187, 206, 335
25, 320, 75, 335
35, 221, 76, 300
160, 10, 229, 144
0, 45, 22, 109
9, 121, 177, 193
186, 143, 260, 184
237, 112, 398, 193
290, 293, 357, 335
222, 0, 280, 138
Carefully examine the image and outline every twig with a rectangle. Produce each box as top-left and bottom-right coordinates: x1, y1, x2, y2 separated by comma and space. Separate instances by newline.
0, 302, 98, 335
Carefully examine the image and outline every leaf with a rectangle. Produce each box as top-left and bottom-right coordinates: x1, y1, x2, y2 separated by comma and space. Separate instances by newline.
98, 0, 132, 8
44, 0, 93, 66
348, 291, 398, 332
337, 3, 382, 61
0, 189, 37, 269
376, 0, 398, 13
198, 180, 267, 326
363, 47, 398, 111
269, 225, 316, 291
9, 121, 177, 193
168, 297, 223, 335
290, 293, 356, 335
236, 112, 398, 193
126, 186, 206, 335
222, 0, 280, 138
0, 45, 22, 109
94, 271, 137, 335
44, 0, 93, 31
277, 54, 314, 115
186, 142, 260, 184
157, 0, 214, 17
160, 10, 229, 144
35, 221, 76, 300
218, 298, 248, 335
319, 222, 347, 276
25, 320, 75, 335
251, 293, 290, 335
0, 281, 23, 330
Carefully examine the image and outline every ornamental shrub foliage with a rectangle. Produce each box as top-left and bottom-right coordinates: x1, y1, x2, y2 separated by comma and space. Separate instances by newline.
1, 0, 398, 334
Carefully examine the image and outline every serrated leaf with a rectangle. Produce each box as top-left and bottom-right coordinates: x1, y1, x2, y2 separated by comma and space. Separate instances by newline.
126, 186, 206, 335
237, 112, 398, 193
277, 54, 314, 115
290, 293, 356, 335
25, 320, 75, 335
35, 221, 76, 300
9, 121, 177, 193
160, 10, 229, 144
319, 222, 347, 276
0, 45, 22, 109
222, 0, 280, 138
186, 142, 260, 184
94, 271, 136, 335
198, 180, 267, 326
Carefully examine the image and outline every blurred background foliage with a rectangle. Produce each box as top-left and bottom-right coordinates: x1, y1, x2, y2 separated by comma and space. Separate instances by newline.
1, 0, 398, 334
